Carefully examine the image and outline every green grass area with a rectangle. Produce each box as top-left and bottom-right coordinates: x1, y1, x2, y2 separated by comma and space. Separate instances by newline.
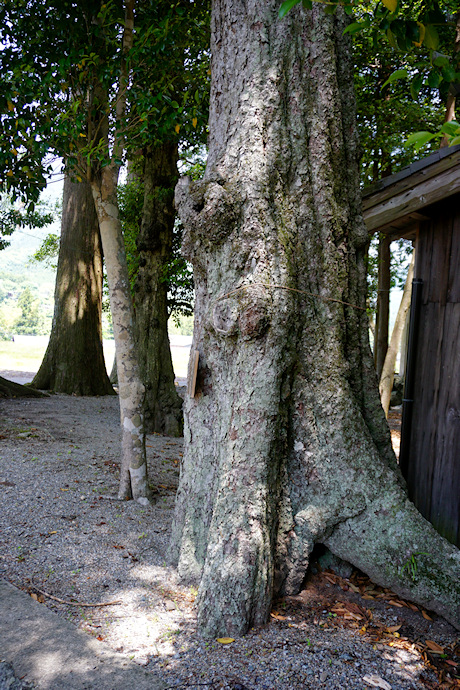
0, 337, 49, 372
0, 335, 190, 379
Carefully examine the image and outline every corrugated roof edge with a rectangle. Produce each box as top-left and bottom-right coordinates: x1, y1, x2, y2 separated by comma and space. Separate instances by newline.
362, 144, 460, 198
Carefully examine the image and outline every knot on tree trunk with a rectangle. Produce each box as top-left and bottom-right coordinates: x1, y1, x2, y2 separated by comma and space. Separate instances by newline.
211, 288, 270, 340
175, 177, 240, 262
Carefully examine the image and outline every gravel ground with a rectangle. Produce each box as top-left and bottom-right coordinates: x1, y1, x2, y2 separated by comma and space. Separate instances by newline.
0, 390, 459, 690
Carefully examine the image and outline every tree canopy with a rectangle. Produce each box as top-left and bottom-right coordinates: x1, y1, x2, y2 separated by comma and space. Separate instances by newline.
0, 0, 209, 203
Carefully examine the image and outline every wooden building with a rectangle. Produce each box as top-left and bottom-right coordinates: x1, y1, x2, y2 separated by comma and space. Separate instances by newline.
362, 145, 460, 548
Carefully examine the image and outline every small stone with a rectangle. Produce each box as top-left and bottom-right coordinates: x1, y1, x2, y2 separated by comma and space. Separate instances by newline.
165, 599, 176, 611
320, 671, 328, 682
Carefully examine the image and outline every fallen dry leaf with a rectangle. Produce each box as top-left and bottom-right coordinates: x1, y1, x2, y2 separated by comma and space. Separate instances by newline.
30, 592, 45, 603
270, 612, 287, 621
387, 599, 404, 608
425, 640, 444, 654
421, 609, 433, 621
386, 625, 402, 633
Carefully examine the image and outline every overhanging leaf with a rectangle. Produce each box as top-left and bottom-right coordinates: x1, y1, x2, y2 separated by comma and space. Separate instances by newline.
382, 0, 397, 13
405, 131, 435, 149
423, 24, 439, 51
382, 69, 408, 89
343, 22, 368, 36
440, 120, 460, 137
278, 0, 301, 19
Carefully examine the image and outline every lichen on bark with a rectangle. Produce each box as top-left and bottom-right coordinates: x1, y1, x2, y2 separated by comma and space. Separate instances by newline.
170, 0, 460, 637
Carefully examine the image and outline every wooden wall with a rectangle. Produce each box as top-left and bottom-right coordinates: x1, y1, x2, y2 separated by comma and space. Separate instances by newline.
405, 196, 460, 547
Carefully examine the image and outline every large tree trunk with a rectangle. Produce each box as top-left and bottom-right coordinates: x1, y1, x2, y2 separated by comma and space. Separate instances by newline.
32, 176, 114, 395
91, 164, 151, 504
170, 1, 460, 637
134, 145, 183, 436
379, 252, 414, 417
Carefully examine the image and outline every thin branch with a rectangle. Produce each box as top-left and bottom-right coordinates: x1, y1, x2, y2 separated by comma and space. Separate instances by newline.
216, 282, 367, 312
32, 586, 121, 608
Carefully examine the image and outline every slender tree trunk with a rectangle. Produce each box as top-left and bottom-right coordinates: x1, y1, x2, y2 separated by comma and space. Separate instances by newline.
379, 252, 415, 417
32, 176, 114, 395
91, 164, 151, 503
374, 235, 391, 380
399, 305, 410, 378
134, 145, 183, 436
84, 0, 150, 502
170, 1, 460, 637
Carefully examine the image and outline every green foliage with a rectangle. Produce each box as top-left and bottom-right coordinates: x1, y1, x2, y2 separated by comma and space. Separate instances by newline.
167, 221, 194, 318
0, 312, 12, 341
400, 551, 429, 581
118, 179, 143, 289
0, 195, 55, 250
0, 0, 210, 206
169, 314, 194, 335
353, 9, 447, 186
30, 233, 60, 269
405, 118, 460, 149
118, 175, 194, 317
13, 286, 45, 335
127, 0, 210, 155
279, 1, 459, 155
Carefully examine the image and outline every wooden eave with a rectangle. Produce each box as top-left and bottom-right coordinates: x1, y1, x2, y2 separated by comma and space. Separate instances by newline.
362, 145, 460, 238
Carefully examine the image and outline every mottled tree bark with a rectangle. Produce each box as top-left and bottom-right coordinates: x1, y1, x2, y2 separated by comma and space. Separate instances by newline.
87, 0, 150, 503
134, 145, 183, 436
170, 1, 460, 637
91, 163, 151, 504
32, 176, 114, 396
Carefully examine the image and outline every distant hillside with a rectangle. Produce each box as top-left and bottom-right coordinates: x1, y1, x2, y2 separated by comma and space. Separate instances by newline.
0, 219, 59, 336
